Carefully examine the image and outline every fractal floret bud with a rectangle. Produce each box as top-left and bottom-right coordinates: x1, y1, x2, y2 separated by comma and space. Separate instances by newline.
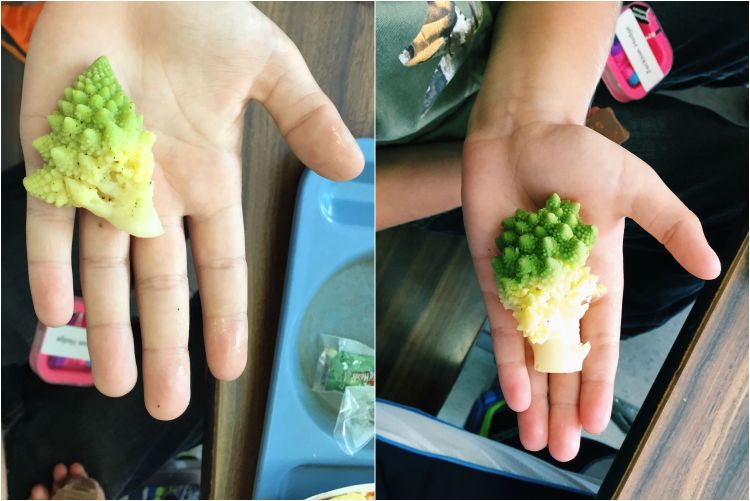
492, 193, 606, 373
23, 56, 163, 237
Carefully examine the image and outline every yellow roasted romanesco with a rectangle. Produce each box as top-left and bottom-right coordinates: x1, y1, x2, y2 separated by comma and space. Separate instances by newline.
23, 56, 163, 237
492, 194, 606, 373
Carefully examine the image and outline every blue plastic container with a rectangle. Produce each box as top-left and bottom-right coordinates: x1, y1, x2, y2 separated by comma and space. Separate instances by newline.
254, 138, 375, 499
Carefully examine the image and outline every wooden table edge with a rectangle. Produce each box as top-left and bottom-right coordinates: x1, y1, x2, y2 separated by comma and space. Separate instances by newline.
599, 233, 748, 499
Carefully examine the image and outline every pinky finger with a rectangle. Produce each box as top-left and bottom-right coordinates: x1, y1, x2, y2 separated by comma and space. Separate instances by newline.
26, 197, 76, 326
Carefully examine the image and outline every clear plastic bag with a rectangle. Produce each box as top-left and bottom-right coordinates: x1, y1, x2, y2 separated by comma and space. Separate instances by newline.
313, 334, 374, 393
334, 385, 375, 456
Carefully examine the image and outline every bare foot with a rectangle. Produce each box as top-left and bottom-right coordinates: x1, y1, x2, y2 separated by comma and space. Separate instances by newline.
29, 463, 105, 500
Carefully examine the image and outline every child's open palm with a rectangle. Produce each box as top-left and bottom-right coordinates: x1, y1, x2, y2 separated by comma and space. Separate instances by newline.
21, 2, 364, 420
462, 121, 720, 460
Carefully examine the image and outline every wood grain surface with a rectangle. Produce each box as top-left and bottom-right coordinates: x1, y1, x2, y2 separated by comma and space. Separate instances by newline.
376, 225, 487, 414
207, 3, 373, 499
613, 236, 748, 499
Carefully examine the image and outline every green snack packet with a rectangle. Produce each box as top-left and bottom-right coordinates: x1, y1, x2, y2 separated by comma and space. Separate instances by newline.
314, 334, 374, 393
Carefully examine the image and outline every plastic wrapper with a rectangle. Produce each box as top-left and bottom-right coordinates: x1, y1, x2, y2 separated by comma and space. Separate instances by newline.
334, 385, 375, 456
314, 334, 374, 393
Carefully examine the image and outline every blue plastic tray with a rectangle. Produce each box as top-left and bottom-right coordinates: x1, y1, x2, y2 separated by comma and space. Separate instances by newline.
254, 138, 374, 499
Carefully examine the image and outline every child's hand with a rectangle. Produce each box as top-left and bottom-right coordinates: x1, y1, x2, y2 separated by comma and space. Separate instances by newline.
458, 1, 722, 461
21, 2, 363, 420
462, 120, 720, 460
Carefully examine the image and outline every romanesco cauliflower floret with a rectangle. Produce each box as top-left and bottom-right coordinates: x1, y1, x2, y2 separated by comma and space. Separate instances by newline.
23, 56, 163, 237
492, 193, 606, 373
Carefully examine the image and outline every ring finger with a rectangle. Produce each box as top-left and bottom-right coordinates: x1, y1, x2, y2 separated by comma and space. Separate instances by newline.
517, 342, 549, 451
548, 372, 582, 462
80, 211, 136, 397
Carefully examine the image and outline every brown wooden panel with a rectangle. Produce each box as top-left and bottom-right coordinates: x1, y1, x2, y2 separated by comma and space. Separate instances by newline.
208, 4, 373, 499
376, 225, 487, 414
615, 236, 748, 499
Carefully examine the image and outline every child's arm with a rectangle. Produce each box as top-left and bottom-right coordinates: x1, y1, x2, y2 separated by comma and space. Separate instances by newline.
376, 142, 462, 231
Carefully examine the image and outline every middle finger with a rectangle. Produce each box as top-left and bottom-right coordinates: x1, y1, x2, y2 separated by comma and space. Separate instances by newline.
132, 215, 190, 420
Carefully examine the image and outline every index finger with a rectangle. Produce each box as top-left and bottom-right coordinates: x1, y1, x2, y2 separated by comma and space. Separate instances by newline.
189, 203, 248, 381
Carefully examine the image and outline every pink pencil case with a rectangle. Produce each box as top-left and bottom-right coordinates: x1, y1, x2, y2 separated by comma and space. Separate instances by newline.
602, 2, 673, 102
29, 297, 94, 386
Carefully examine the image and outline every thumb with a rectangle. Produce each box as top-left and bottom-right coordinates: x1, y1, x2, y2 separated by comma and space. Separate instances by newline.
254, 30, 364, 181
622, 149, 721, 280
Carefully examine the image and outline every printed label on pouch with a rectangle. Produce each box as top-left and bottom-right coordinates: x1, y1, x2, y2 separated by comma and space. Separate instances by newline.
616, 8, 664, 92
40, 324, 90, 361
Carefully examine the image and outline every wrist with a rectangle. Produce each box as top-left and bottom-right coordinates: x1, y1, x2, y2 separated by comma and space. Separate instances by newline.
467, 2, 620, 140
467, 89, 585, 141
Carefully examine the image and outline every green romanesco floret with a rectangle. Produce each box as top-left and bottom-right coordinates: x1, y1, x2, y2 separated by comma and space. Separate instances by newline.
23, 56, 163, 237
492, 193, 606, 373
